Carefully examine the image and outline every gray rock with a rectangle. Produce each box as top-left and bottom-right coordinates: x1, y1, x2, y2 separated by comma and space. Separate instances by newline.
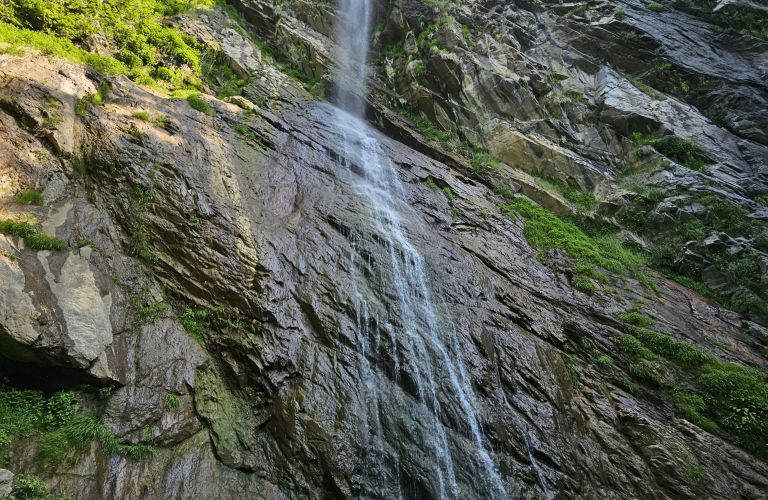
0, 469, 12, 497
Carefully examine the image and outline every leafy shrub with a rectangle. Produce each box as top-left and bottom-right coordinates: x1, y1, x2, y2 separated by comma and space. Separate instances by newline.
15, 189, 44, 205
11, 474, 70, 500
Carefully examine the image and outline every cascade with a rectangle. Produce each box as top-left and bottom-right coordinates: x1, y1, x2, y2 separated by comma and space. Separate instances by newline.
333, 1, 508, 498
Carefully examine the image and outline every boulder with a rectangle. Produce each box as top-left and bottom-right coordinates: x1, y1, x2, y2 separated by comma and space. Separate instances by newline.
0, 469, 12, 497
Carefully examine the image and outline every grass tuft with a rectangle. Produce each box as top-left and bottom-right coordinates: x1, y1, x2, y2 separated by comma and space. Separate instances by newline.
15, 189, 44, 205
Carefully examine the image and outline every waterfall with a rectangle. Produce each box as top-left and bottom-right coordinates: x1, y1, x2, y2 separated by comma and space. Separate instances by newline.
335, 0, 373, 117
332, 1, 508, 498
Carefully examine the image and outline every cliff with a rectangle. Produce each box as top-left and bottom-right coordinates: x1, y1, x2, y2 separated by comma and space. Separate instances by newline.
0, 0, 767, 498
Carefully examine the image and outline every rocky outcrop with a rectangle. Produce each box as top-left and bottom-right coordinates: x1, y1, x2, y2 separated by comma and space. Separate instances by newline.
1, 1, 767, 499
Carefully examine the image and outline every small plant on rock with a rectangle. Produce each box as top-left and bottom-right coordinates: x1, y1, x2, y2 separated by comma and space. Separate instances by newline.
15, 189, 44, 205
165, 394, 180, 411
186, 94, 214, 116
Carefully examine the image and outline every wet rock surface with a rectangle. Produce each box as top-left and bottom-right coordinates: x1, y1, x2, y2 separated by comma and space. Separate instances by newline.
0, 1, 767, 499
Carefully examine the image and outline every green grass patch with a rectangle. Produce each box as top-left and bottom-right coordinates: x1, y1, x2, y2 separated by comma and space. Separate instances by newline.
619, 311, 654, 327
186, 94, 214, 116
165, 394, 180, 411
648, 2, 662, 11
535, 176, 597, 213
618, 318, 768, 457
15, 189, 44, 205
596, 356, 614, 369
38, 413, 155, 468
131, 111, 150, 121
572, 275, 596, 294
0, 219, 67, 250
630, 133, 707, 172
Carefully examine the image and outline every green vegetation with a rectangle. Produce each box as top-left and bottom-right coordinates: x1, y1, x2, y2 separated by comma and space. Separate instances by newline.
499, 196, 655, 290
233, 123, 256, 140
130, 293, 168, 322
75, 83, 110, 115
0, 382, 75, 467
15, 189, 44, 205
131, 111, 150, 121
186, 94, 214, 116
0, 218, 67, 250
681, 0, 768, 39
461, 25, 472, 47
615, 7, 626, 18
179, 304, 247, 350
648, 3, 662, 11
39, 413, 155, 468
596, 355, 614, 369
619, 311, 654, 327
179, 307, 211, 349
631, 133, 707, 172
165, 394, 180, 411
565, 363, 581, 390
7, 474, 70, 500
400, 108, 454, 149
624, 189, 768, 320
425, 176, 439, 190
0, 1, 274, 99
616, 318, 768, 458
565, 5, 586, 17
535, 175, 597, 213
128, 176, 158, 263
572, 276, 596, 294
98, 385, 115, 400
442, 186, 454, 202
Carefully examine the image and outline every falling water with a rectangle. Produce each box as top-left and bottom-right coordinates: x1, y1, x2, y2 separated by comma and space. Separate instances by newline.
331, 1, 507, 497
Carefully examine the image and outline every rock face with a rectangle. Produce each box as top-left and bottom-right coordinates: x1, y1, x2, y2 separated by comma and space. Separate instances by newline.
0, 1, 767, 500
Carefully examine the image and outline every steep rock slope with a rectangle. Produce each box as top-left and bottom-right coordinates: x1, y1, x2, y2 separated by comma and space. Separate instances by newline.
0, 1, 767, 499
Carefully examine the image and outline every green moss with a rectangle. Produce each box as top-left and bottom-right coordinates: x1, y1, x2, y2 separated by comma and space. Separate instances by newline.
15, 189, 44, 205
443, 186, 454, 202
648, 3, 662, 11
